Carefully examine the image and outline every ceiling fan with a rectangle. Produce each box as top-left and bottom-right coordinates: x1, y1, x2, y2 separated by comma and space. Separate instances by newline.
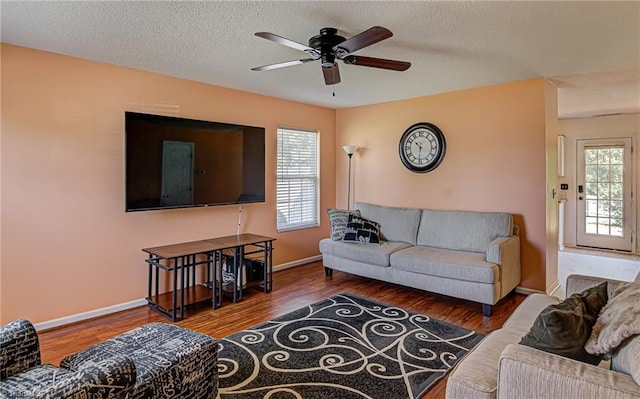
251, 26, 411, 85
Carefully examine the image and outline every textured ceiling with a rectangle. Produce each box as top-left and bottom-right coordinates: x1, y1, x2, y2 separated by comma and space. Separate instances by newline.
2, 1, 639, 118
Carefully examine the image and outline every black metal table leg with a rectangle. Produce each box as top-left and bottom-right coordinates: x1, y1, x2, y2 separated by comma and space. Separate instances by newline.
191, 254, 197, 287
171, 258, 178, 322
233, 247, 240, 303
262, 241, 268, 293
147, 254, 153, 299
267, 241, 273, 292
217, 252, 223, 303
180, 256, 187, 320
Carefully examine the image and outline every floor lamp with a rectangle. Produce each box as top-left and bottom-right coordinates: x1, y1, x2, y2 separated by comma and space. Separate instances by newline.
342, 146, 358, 210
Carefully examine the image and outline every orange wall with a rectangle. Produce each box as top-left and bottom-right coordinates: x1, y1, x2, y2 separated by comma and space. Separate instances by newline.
335, 79, 549, 291
1, 44, 552, 325
1, 44, 336, 324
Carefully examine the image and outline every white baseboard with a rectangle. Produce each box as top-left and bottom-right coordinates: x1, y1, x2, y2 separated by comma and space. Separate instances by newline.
273, 255, 322, 272
514, 281, 561, 298
546, 279, 561, 297
34, 256, 321, 331
515, 286, 546, 296
34, 298, 147, 332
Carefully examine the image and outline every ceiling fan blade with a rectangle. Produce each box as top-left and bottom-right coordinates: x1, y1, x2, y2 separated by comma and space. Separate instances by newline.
322, 64, 341, 85
333, 26, 393, 55
255, 32, 316, 53
343, 55, 411, 71
252, 58, 316, 71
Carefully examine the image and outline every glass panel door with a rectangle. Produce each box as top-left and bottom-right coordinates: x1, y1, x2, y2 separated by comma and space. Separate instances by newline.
577, 138, 633, 251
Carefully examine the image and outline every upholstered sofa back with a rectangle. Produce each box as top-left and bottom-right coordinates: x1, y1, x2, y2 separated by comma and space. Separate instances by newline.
354, 202, 515, 253
417, 209, 514, 253
355, 202, 422, 245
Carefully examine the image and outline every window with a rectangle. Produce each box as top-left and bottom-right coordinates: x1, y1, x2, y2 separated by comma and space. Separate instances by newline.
276, 127, 319, 232
577, 138, 633, 251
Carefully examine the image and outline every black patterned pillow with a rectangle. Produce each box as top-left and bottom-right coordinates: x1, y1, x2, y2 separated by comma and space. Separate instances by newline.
327, 208, 361, 241
342, 214, 381, 245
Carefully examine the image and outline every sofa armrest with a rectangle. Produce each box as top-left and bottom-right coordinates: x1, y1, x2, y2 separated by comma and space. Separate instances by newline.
498, 344, 640, 399
487, 236, 521, 297
566, 274, 625, 298
0, 319, 41, 379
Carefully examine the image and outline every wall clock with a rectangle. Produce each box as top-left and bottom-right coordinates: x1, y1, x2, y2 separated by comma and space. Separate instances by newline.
398, 122, 446, 173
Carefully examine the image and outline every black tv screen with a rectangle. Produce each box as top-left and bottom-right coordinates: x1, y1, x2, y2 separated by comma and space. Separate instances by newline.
125, 112, 265, 212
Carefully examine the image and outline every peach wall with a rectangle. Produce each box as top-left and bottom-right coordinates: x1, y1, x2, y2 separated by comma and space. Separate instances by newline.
1, 44, 335, 324
336, 79, 549, 291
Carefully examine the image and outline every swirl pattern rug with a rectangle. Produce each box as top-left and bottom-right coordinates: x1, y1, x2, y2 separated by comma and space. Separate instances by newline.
217, 293, 484, 399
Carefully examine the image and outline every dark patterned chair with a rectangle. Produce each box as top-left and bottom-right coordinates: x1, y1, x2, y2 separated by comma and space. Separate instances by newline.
60, 322, 218, 399
0, 318, 136, 398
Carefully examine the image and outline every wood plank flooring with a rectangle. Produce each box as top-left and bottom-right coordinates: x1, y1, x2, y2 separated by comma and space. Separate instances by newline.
37, 261, 526, 398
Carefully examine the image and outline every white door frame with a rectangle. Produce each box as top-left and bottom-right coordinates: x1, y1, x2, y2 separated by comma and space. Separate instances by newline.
576, 137, 634, 251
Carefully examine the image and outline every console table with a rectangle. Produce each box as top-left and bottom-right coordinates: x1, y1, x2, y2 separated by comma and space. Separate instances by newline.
143, 233, 275, 321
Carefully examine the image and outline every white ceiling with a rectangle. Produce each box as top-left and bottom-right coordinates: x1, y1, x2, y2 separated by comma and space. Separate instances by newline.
2, 1, 639, 118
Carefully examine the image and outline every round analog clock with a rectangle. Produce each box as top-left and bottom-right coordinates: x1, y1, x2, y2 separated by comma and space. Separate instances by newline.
398, 122, 446, 173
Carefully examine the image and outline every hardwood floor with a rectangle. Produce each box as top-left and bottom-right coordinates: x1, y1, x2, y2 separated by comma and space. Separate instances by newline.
37, 261, 526, 398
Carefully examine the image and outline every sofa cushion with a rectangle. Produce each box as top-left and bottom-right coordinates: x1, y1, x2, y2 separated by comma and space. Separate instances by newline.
0, 358, 136, 398
354, 202, 421, 245
612, 334, 640, 385
446, 329, 523, 399
327, 208, 361, 241
319, 238, 410, 267
586, 279, 640, 356
390, 245, 498, 284
0, 365, 74, 397
519, 282, 609, 365
61, 322, 218, 398
342, 214, 381, 245
503, 293, 561, 335
417, 209, 512, 253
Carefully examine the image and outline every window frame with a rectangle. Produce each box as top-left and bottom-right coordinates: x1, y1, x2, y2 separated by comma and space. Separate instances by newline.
276, 126, 320, 232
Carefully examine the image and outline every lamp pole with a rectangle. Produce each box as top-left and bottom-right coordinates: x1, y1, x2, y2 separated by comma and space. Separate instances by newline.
347, 153, 353, 210
342, 146, 358, 210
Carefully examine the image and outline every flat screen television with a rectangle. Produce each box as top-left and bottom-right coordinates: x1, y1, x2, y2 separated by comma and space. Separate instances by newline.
125, 112, 265, 212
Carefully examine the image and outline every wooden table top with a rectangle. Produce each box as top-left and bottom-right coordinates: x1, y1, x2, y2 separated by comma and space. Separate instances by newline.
142, 233, 276, 259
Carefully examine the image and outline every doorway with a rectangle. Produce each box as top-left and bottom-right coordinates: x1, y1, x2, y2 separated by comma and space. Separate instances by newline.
576, 138, 633, 251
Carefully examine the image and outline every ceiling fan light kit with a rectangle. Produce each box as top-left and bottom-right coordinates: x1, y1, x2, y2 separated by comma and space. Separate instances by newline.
252, 26, 411, 85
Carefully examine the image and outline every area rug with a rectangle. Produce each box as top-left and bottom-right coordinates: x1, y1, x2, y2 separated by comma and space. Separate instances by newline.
217, 293, 484, 399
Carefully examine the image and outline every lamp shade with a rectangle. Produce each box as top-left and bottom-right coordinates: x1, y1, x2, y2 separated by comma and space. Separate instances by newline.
342, 145, 358, 155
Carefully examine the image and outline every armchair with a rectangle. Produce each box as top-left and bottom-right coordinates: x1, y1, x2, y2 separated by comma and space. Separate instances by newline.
0, 319, 136, 399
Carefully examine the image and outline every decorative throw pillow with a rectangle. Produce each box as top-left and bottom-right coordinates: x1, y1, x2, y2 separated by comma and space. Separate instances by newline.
585, 279, 640, 356
342, 214, 381, 245
519, 282, 608, 365
611, 334, 640, 385
327, 208, 361, 241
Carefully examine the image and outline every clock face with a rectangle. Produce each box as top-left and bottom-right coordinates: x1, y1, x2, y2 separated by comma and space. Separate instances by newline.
398, 122, 446, 173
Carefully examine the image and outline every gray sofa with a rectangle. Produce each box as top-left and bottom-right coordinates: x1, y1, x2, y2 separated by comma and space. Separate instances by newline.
446, 273, 640, 399
319, 202, 521, 316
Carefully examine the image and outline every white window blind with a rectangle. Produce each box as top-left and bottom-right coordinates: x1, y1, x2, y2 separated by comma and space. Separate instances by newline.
277, 127, 319, 231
